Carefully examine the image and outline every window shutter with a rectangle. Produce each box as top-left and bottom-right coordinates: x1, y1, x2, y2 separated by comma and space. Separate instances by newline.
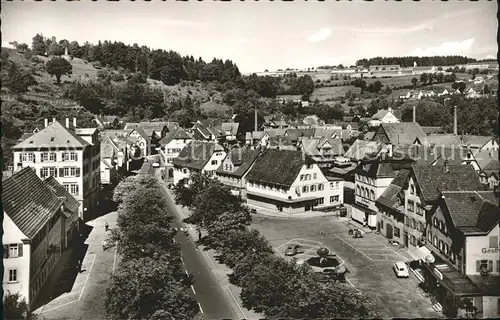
18, 244, 23, 257
59, 168, 64, 177
488, 260, 493, 272
76, 168, 81, 177
3, 245, 9, 258
476, 260, 481, 272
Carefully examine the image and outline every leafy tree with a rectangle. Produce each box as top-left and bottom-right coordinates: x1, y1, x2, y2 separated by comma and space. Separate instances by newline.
105, 257, 198, 320
113, 175, 159, 204
173, 172, 217, 208
436, 73, 444, 83
3, 292, 37, 320
48, 41, 65, 56
2, 62, 38, 95
230, 251, 275, 286
411, 77, 418, 87
419, 73, 428, 84
46, 57, 72, 84
68, 41, 82, 58
401, 101, 452, 129
451, 81, 466, 93
31, 33, 46, 55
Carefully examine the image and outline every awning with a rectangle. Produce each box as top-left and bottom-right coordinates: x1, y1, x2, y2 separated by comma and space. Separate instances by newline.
408, 245, 434, 262
246, 191, 318, 203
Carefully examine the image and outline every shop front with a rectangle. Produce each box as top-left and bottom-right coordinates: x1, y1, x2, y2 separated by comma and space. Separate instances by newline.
420, 257, 483, 318
350, 202, 377, 229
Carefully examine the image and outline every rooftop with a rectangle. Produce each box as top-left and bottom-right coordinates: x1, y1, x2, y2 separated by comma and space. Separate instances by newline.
172, 141, 224, 170
158, 127, 192, 145
246, 149, 306, 187
216, 146, 262, 178
13, 121, 90, 150
376, 123, 428, 146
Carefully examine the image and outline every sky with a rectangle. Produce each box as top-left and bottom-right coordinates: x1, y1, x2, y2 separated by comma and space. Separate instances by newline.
1, 0, 497, 74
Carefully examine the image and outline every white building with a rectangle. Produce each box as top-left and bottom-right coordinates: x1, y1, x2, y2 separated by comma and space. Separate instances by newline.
3, 168, 78, 309
245, 149, 344, 214
172, 141, 226, 186
158, 128, 193, 179
368, 108, 401, 128
12, 119, 101, 221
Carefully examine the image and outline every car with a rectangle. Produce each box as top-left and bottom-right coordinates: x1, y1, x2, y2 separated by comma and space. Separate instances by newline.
152, 162, 160, 168
285, 244, 301, 256
393, 261, 409, 278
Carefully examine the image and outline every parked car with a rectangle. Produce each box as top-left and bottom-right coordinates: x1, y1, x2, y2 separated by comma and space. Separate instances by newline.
285, 244, 301, 256
152, 162, 160, 168
393, 261, 409, 278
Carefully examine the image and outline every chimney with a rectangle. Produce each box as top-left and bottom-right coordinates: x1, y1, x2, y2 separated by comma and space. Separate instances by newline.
444, 159, 449, 173
453, 106, 457, 136
254, 106, 258, 132
412, 105, 416, 123
44, 118, 48, 128
73, 117, 77, 128
52, 117, 56, 124
65, 118, 70, 128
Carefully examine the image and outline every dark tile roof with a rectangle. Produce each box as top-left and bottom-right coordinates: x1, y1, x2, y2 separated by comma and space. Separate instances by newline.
422, 126, 445, 135
264, 128, 287, 138
221, 122, 240, 136
44, 176, 80, 217
344, 139, 383, 160
356, 160, 399, 178
14, 121, 89, 149
300, 137, 344, 157
2, 168, 63, 238
193, 122, 212, 139
128, 126, 150, 139
172, 141, 224, 170
267, 136, 297, 149
246, 149, 306, 187
376, 123, 428, 146
216, 147, 262, 178
473, 150, 499, 170
441, 191, 499, 234
412, 165, 485, 203
158, 128, 192, 145
125, 122, 175, 136
376, 169, 410, 210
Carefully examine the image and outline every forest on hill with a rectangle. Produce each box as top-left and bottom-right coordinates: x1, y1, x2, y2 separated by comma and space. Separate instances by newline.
356, 55, 476, 67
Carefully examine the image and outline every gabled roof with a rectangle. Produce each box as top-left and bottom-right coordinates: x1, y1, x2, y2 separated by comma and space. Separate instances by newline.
103, 115, 118, 123
101, 129, 128, 139
356, 160, 399, 178
216, 147, 262, 178
101, 136, 118, 159
371, 109, 394, 120
264, 128, 287, 138
284, 128, 315, 140
245, 131, 267, 141
440, 191, 499, 234
128, 126, 149, 140
314, 128, 337, 139
246, 149, 306, 187
376, 169, 410, 210
158, 128, 192, 146
300, 137, 344, 157
172, 141, 224, 170
2, 168, 63, 239
193, 122, 212, 139
75, 128, 98, 136
411, 165, 485, 203
125, 122, 174, 136
376, 123, 428, 146
13, 121, 89, 149
421, 126, 445, 135
472, 150, 499, 170
221, 122, 240, 136
343, 139, 383, 160
44, 176, 80, 217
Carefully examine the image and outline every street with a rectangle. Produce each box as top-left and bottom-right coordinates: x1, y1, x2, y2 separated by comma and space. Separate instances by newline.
152, 166, 243, 320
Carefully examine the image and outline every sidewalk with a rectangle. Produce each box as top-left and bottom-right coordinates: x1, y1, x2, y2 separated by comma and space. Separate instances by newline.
163, 185, 263, 320
248, 202, 348, 220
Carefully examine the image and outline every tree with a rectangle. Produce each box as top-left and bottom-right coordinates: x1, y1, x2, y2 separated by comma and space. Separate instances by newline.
411, 77, 418, 88
436, 73, 444, 83
48, 41, 65, 56
483, 84, 490, 95
46, 57, 73, 84
2, 62, 38, 95
317, 247, 330, 266
3, 292, 37, 320
105, 257, 198, 320
230, 251, 275, 286
173, 172, 218, 208
113, 175, 159, 204
419, 73, 428, 84
68, 41, 81, 58
31, 33, 46, 55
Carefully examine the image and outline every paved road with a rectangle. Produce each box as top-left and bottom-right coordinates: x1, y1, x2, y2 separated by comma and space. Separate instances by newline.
154, 168, 239, 320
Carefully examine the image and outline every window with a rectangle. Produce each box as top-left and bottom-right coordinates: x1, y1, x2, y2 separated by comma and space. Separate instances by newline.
439, 240, 444, 252
330, 195, 339, 203
450, 252, 456, 263
356, 186, 360, 195
444, 243, 449, 256
316, 198, 324, 205
477, 260, 493, 272
22, 153, 35, 162
318, 184, 324, 191
433, 235, 438, 247
70, 184, 79, 195
335, 182, 340, 188
405, 217, 410, 227
394, 227, 400, 238
9, 244, 20, 257
41, 153, 49, 162
410, 235, 416, 246
306, 174, 311, 180
300, 175, 305, 181
70, 152, 78, 161
310, 185, 316, 192
313, 173, 317, 179
8, 269, 17, 282
416, 205, 424, 216
183, 169, 187, 174
428, 231, 432, 242
330, 182, 335, 189
410, 184, 415, 195
408, 200, 414, 212
370, 190, 375, 200
63, 167, 70, 177
306, 164, 313, 169
302, 186, 309, 193
63, 184, 70, 193
490, 236, 499, 248
211, 160, 218, 165
41, 167, 49, 178
433, 217, 439, 227
411, 219, 416, 229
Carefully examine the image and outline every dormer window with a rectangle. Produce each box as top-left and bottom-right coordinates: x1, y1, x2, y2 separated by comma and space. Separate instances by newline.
410, 184, 415, 195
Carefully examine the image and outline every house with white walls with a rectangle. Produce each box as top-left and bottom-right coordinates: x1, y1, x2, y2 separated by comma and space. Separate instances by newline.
3, 168, 77, 310
368, 108, 401, 128
245, 149, 344, 214
172, 141, 226, 186
158, 128, 193, 179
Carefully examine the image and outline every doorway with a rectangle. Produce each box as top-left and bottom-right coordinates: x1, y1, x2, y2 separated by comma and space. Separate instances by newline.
404, 231, 409, 247
386, 224, 394, 239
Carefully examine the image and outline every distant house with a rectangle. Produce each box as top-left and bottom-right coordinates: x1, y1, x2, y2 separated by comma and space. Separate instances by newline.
372, 123, 428, 146
127, 127, 150, 157
124, 122, 174, 154
299, 137, 344, 168
343, 139, 384, 162
100, 136, 119, 185
426, 135, 499, 152
158, 128, 193, 179
95, 115, 120, 128
302, 115, 324, 126
368, 108, 401, 128
284, 128, 316, 144
215, 146, 262, 199
478, 160, 500, 189
421, 126, 445, 135
172, 141, 226, 186
276, 95, 303, 105
220, 122, 240, 141
192, 121, 216, 142
245, 131, 270, 148
245, 149, 343, 214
